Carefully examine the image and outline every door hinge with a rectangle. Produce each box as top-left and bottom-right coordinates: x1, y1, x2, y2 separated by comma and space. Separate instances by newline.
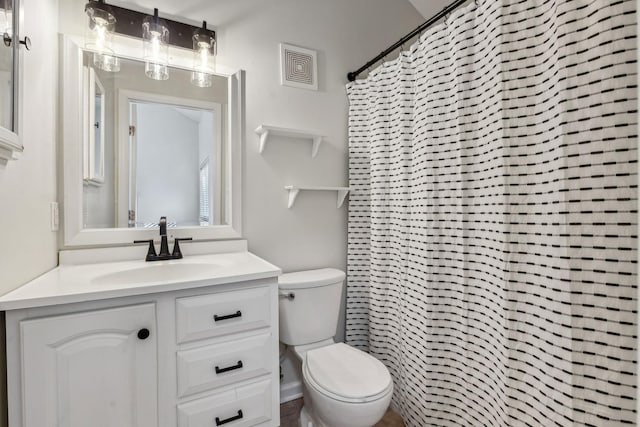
129, 125, 136, 136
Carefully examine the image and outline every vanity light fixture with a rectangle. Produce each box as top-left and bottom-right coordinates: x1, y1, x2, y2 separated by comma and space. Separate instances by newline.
82, 2, 218, 85
142, 8, 169, 81
190, 21, 216, 88
84, 0, 120, 72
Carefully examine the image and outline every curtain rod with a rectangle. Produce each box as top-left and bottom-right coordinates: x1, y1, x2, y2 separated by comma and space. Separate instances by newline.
347, 0, 469, 82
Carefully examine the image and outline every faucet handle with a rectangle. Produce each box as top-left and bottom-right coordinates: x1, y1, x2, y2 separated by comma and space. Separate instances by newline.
134, 239, 157, 262
172, 238, 193, 259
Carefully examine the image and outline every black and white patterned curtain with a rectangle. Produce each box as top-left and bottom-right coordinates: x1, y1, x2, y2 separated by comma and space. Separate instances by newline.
346, 1, 637, 425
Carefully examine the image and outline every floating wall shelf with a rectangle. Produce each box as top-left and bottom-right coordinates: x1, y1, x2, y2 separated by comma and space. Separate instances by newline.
255, 125, 324, 158
284, 186, 350, 209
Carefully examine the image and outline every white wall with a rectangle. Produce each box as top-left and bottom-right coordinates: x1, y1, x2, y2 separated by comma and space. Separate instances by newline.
219, 0, 422, 328
0, 1, 59, 293
0, 0, 60, 423
219, 0, 422, 275
214, 0, 423, 397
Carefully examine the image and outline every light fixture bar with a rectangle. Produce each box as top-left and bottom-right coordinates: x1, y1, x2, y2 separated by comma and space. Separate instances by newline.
104, 2, 215, 50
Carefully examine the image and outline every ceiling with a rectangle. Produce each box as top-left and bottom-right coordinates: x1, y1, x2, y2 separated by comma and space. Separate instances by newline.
408, 0, 463, 19
108, 0, 266, 28
109, 0, 456, 29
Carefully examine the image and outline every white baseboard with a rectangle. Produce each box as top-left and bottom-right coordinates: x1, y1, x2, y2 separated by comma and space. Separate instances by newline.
280, 380, 303, 403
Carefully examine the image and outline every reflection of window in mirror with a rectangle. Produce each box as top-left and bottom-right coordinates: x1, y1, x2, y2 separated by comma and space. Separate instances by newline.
199, 159, 210, 226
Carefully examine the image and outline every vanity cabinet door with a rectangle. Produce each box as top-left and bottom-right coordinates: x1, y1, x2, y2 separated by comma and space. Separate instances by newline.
20, 304, 158, 427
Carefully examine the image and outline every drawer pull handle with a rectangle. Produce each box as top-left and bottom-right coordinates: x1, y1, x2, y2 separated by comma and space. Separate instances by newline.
213, 310, 242, 322
215, 360, 243, 374
215, 409, 243, 426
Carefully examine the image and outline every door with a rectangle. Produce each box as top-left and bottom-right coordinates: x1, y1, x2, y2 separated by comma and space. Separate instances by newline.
20, 304, 158, 427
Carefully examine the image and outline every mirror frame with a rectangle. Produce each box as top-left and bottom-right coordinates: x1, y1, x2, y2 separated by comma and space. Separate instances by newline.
0, 0, 22, 163
60, 35, 243, 247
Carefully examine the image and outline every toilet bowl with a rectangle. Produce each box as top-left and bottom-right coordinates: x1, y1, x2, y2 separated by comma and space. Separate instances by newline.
298, 342, 393, 427
279, 269, 393, 427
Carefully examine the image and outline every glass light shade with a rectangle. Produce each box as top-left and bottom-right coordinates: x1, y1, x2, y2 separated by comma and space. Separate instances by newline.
191, 71, 211, 88
85, 1, 119, 72
93, 52, 120, 72
190, 26, 215, 88
142, 10, 169, 81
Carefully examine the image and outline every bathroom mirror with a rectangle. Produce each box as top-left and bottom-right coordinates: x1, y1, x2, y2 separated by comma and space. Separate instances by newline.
0, 0, 22, 163
61, 36, 243, 246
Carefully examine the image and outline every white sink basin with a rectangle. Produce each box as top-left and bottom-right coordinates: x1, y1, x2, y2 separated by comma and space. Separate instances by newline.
91, 262, 218, 286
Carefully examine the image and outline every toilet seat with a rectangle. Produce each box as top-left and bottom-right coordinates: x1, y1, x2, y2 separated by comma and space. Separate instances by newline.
303, 343, 393, 404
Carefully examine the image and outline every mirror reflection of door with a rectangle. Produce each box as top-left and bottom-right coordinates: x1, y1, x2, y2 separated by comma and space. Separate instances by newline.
125, 96, 220, 229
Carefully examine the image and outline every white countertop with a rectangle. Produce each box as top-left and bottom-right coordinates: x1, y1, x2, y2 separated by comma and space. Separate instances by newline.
0, 251, 281, 311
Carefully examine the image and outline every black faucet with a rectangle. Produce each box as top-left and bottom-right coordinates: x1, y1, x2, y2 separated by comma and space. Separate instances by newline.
158, 216, 170, 258
134, 216, 192, 261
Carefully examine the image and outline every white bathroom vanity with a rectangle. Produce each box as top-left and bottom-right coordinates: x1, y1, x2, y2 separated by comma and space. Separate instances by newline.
0, 242, 281, 427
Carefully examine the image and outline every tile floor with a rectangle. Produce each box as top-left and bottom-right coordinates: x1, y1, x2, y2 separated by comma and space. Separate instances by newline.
279, 398, 405, 427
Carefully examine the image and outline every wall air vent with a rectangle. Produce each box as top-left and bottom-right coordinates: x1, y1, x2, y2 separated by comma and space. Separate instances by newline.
280, 43, 318, 91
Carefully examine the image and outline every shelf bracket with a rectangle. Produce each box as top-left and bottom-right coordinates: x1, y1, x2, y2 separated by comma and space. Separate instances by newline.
336, 189, 349, 208
258, 129, 270, 154
286, 187, 301, 209
311, 136, 322, 158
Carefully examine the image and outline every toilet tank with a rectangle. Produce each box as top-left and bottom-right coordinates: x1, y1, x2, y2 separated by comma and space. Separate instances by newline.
278, 268, 345, 346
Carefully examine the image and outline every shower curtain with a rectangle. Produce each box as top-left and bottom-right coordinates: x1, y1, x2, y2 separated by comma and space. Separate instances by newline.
345, 1, 637, 426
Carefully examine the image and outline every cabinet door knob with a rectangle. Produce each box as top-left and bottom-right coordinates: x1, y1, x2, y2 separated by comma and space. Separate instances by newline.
137, 328, 150, 340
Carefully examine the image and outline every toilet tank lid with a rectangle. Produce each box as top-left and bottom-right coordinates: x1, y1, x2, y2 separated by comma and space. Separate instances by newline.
278, 268, 345, 290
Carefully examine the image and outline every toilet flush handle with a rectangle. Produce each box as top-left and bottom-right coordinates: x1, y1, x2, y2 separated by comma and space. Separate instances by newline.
279, 291, 295, 300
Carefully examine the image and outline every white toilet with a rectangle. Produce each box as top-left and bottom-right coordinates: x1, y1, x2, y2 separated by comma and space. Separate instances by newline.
279, 268, 393, 427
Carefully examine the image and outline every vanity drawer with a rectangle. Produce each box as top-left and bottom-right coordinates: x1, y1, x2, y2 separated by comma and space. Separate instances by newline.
177, 332, 272, 397
177, 379, 272, 427
176, 287, 271, 343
